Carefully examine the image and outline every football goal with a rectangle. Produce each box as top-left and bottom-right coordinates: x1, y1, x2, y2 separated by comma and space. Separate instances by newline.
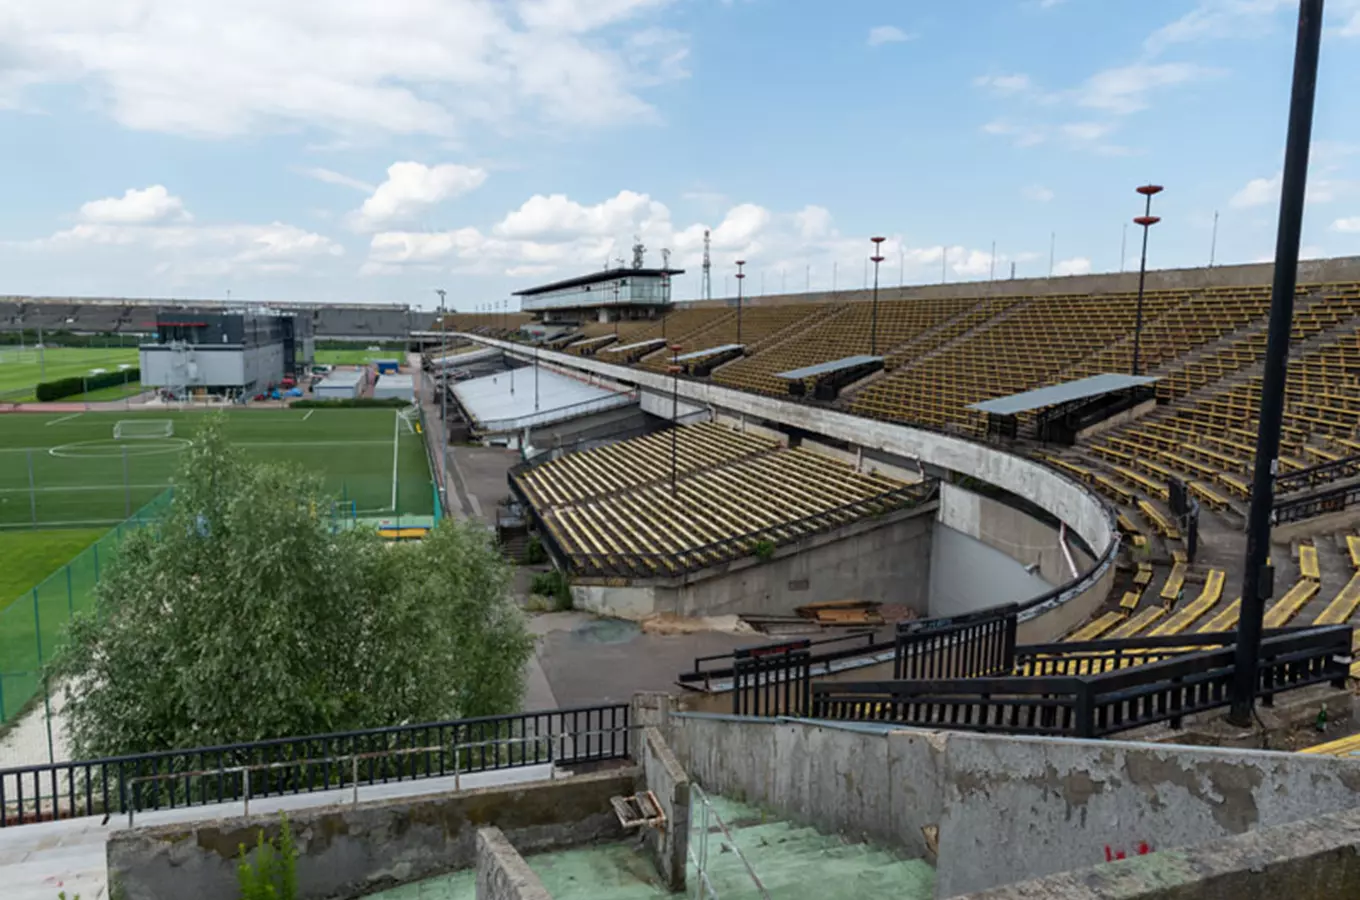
113, 420, 175, 440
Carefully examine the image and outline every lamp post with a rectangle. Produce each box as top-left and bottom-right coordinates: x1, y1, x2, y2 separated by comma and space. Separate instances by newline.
735, 261, 746, 345
1131, 184, 1163, 377
870, 237, 886, 356
534, 339, 540, 412
1230, 0, 1324, 727
668, 344, 683, 497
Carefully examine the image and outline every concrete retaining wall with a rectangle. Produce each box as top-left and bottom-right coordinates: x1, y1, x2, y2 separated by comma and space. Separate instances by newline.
662, 713, 1360, 899
959, 805, 1360, 900
929, 525, 1056, 616
642, 726, 690, 891
107, 769, 637, 900
476, 827, 552, 900
571, 504, 934, 619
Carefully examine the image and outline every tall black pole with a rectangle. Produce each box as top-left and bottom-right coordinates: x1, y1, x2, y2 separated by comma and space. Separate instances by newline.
1228, 0, 1324, 727
1131, 184, 1162, 377
870, 237, 886, 356
735, 261, 746, 345
669, 345, 681, 497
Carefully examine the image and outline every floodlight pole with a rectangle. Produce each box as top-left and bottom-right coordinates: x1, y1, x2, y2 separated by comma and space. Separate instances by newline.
668, 345, 683, 497
735, 261, 746, 345
870, 237, 886, 356
1229, 0, 1324, 727
534, 340, 540, 412
1131, 184, 1163, 377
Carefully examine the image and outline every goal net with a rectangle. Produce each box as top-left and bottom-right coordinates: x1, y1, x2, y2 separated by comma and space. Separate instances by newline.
114, 420, 175, 440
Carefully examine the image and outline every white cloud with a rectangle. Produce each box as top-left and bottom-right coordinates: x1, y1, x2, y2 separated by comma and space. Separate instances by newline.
495, 190, 668, 240
300, 167, 375, 194
1334, 217, 1360, 233
1053, 257, 1092, 276
1341, 11, 1360, 37
1146, 0, 1294, 53
867, 25, 915, 46
1228, 172, 1340, 209
794, 206, 833, 240
973, 73, 1032, 95
1075, 63, 1214, 114
0, 0, 687, 138
1022, 185, 1055, 202
350, 162, 487, 231
982, 120, 1048, 148
79, 186, 190, 225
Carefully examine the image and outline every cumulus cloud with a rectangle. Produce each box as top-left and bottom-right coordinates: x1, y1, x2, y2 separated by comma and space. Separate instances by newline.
1335, 217, 1360, 233
0, 0, 687, 138
1053, 257, 1092, 277
973, 73, 1032, 95
495, 190, 667, 240
350, 162, 487, 231
867, 25, 915, 46
16, 188, 341, 280
79, 186, 190, 225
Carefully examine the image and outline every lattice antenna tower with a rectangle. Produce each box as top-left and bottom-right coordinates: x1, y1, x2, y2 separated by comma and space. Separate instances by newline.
701, 229, 712, 301
631, 237, 646, 269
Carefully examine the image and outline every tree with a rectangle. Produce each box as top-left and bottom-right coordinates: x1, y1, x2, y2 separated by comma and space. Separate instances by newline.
55, 413, 533, 759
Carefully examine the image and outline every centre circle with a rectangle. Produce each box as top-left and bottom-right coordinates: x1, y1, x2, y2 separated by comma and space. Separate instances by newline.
48, 438, 193, 459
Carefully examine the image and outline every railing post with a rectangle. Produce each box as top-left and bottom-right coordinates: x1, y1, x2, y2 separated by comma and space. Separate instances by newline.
1075, 681, 1096, 739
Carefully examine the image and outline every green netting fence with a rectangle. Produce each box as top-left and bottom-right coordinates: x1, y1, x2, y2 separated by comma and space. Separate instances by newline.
0, 489, 174, 724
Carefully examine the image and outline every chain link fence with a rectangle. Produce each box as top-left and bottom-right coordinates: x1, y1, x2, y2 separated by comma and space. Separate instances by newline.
0, 490, 173, 726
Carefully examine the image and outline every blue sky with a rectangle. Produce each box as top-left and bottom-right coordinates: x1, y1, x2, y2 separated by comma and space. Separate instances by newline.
1, 0, 1358, 310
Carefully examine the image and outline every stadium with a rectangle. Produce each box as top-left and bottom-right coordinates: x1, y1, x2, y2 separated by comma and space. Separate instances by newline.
7, 2, 1360, 896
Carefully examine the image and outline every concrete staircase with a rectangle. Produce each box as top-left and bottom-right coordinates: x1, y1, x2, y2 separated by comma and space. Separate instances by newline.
366, 794, 935, 900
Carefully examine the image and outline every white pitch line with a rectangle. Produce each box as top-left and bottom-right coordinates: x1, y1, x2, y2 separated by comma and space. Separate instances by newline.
391, 410, 400, 512
44, 412, 83, 427
302, 409, 315, 421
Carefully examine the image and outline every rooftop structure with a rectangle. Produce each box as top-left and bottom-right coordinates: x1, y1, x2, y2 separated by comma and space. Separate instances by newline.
513, 267, 685, 314
450, 365, 635, 435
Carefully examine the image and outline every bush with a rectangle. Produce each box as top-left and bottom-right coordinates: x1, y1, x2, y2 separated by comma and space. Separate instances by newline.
290, 397, 410, 409
531, 569, 573, 611
525, 536, 548, 565
237, 814, 299, 900
36, 367, 139, 402
753, 539, 777, 561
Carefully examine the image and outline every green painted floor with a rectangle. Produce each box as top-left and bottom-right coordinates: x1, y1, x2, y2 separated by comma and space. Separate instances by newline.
364, 796, 935, 899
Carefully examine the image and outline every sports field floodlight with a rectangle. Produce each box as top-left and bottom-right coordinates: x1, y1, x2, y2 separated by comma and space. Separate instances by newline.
735, 261, 747, 345
870, 237, 886, 356
1130, 184, 1163, 378
1231, 0, 1324, 727
668, 343, 684, 496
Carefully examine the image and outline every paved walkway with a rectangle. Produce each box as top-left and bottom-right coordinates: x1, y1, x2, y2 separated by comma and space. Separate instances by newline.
0, 764, 557, 900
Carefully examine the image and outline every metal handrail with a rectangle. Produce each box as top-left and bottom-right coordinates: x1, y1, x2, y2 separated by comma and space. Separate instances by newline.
689, 784, 770, 900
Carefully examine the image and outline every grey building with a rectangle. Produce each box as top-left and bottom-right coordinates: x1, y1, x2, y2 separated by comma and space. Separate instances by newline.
139, 311, 313, 396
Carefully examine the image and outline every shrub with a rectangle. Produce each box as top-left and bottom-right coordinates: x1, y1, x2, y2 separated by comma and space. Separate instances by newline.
290, 397, 410, 409
531, 569, 573, 611
525, 536, 547, 565
237, 814, 299, 900
753, 539, 777, 561
36, 367, 139, 402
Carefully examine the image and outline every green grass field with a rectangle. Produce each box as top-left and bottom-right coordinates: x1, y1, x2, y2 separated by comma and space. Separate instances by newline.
0, 346, 140, 401
314, 348, 406, 366
0, 408, 436, 529
0, 529, 105, 614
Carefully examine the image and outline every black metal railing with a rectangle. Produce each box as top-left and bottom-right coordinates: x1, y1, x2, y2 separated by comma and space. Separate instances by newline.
732, 643, 813, 718
679, 630, 887, 689
565, 481, 937, 578
1275, 454, 1360, 494
894, 604, 1018, 680
0, 703, 630, 828
1274, 480, 1360, 524
809, 625, 1351, 739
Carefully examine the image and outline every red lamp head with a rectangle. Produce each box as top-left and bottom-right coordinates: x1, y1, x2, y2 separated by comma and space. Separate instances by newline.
1133, 215, 1161, 227
1136, 184, 1164, 196
670, 344, 683, 353
666, 365, 682, 374
871, 256, 885, 264
871, 236, 886, 246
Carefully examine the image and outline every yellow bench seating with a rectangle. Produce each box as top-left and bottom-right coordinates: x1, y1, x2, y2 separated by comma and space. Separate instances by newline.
1262, 579, 1322, 628
1312, 572, 1360, 626
1151, 569, 1226, 636
1299, 544, 1321, 581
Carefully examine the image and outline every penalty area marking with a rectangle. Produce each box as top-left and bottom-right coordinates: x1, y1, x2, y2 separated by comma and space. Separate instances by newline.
45, 412, 83, 426
302, 409, 314, 421
48, 438, 193, 459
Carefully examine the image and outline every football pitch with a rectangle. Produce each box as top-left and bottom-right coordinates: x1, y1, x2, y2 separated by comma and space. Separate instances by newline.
0, 346, 140, 401
0, 408, 436, 529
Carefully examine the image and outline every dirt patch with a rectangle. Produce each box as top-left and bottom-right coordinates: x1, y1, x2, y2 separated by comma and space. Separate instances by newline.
640, 613, 758, 636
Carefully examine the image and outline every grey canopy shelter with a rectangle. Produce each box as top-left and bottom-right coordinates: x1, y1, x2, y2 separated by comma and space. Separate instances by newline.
774, 355, 884, 400
969, 373, 1159, 443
